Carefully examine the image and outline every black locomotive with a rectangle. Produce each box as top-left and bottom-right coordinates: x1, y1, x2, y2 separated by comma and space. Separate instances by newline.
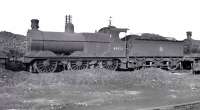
1, 15, 200, 73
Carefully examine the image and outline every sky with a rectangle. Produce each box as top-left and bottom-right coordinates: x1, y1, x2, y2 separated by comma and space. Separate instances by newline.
0, 0, 200, 40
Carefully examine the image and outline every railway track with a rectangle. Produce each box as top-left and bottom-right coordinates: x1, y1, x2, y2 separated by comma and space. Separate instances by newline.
139, 101, 200, 110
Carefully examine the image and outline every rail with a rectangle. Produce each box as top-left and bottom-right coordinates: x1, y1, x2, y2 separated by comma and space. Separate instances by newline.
139, 100, 200, 110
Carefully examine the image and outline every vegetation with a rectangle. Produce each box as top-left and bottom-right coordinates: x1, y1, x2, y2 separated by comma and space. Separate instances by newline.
0, 31, 26, 59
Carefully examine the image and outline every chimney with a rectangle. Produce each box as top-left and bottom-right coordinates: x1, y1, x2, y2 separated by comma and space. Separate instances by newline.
186, 31, 192, 40
31, 19, 39, 30
65, 15, 74, 33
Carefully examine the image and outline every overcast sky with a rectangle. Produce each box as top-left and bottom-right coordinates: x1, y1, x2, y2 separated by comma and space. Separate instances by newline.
0, 0, 200, 40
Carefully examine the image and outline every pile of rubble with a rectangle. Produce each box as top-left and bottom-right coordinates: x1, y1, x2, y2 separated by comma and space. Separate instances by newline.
0, 67, 29, 87
13, 68, 189, 90
0, 67, 193, 90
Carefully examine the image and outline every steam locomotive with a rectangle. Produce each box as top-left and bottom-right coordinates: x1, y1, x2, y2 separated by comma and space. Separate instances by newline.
2, 15, 200, 73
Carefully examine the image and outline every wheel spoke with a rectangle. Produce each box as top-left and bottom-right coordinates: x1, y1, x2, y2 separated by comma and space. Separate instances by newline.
102, 60, 118, 70
167, 61, 179, 70
70, 60, 88, 70
34, 60, 57, 73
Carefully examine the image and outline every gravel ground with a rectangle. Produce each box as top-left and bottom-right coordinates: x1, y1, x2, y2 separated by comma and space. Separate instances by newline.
0, 67, 200, 110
